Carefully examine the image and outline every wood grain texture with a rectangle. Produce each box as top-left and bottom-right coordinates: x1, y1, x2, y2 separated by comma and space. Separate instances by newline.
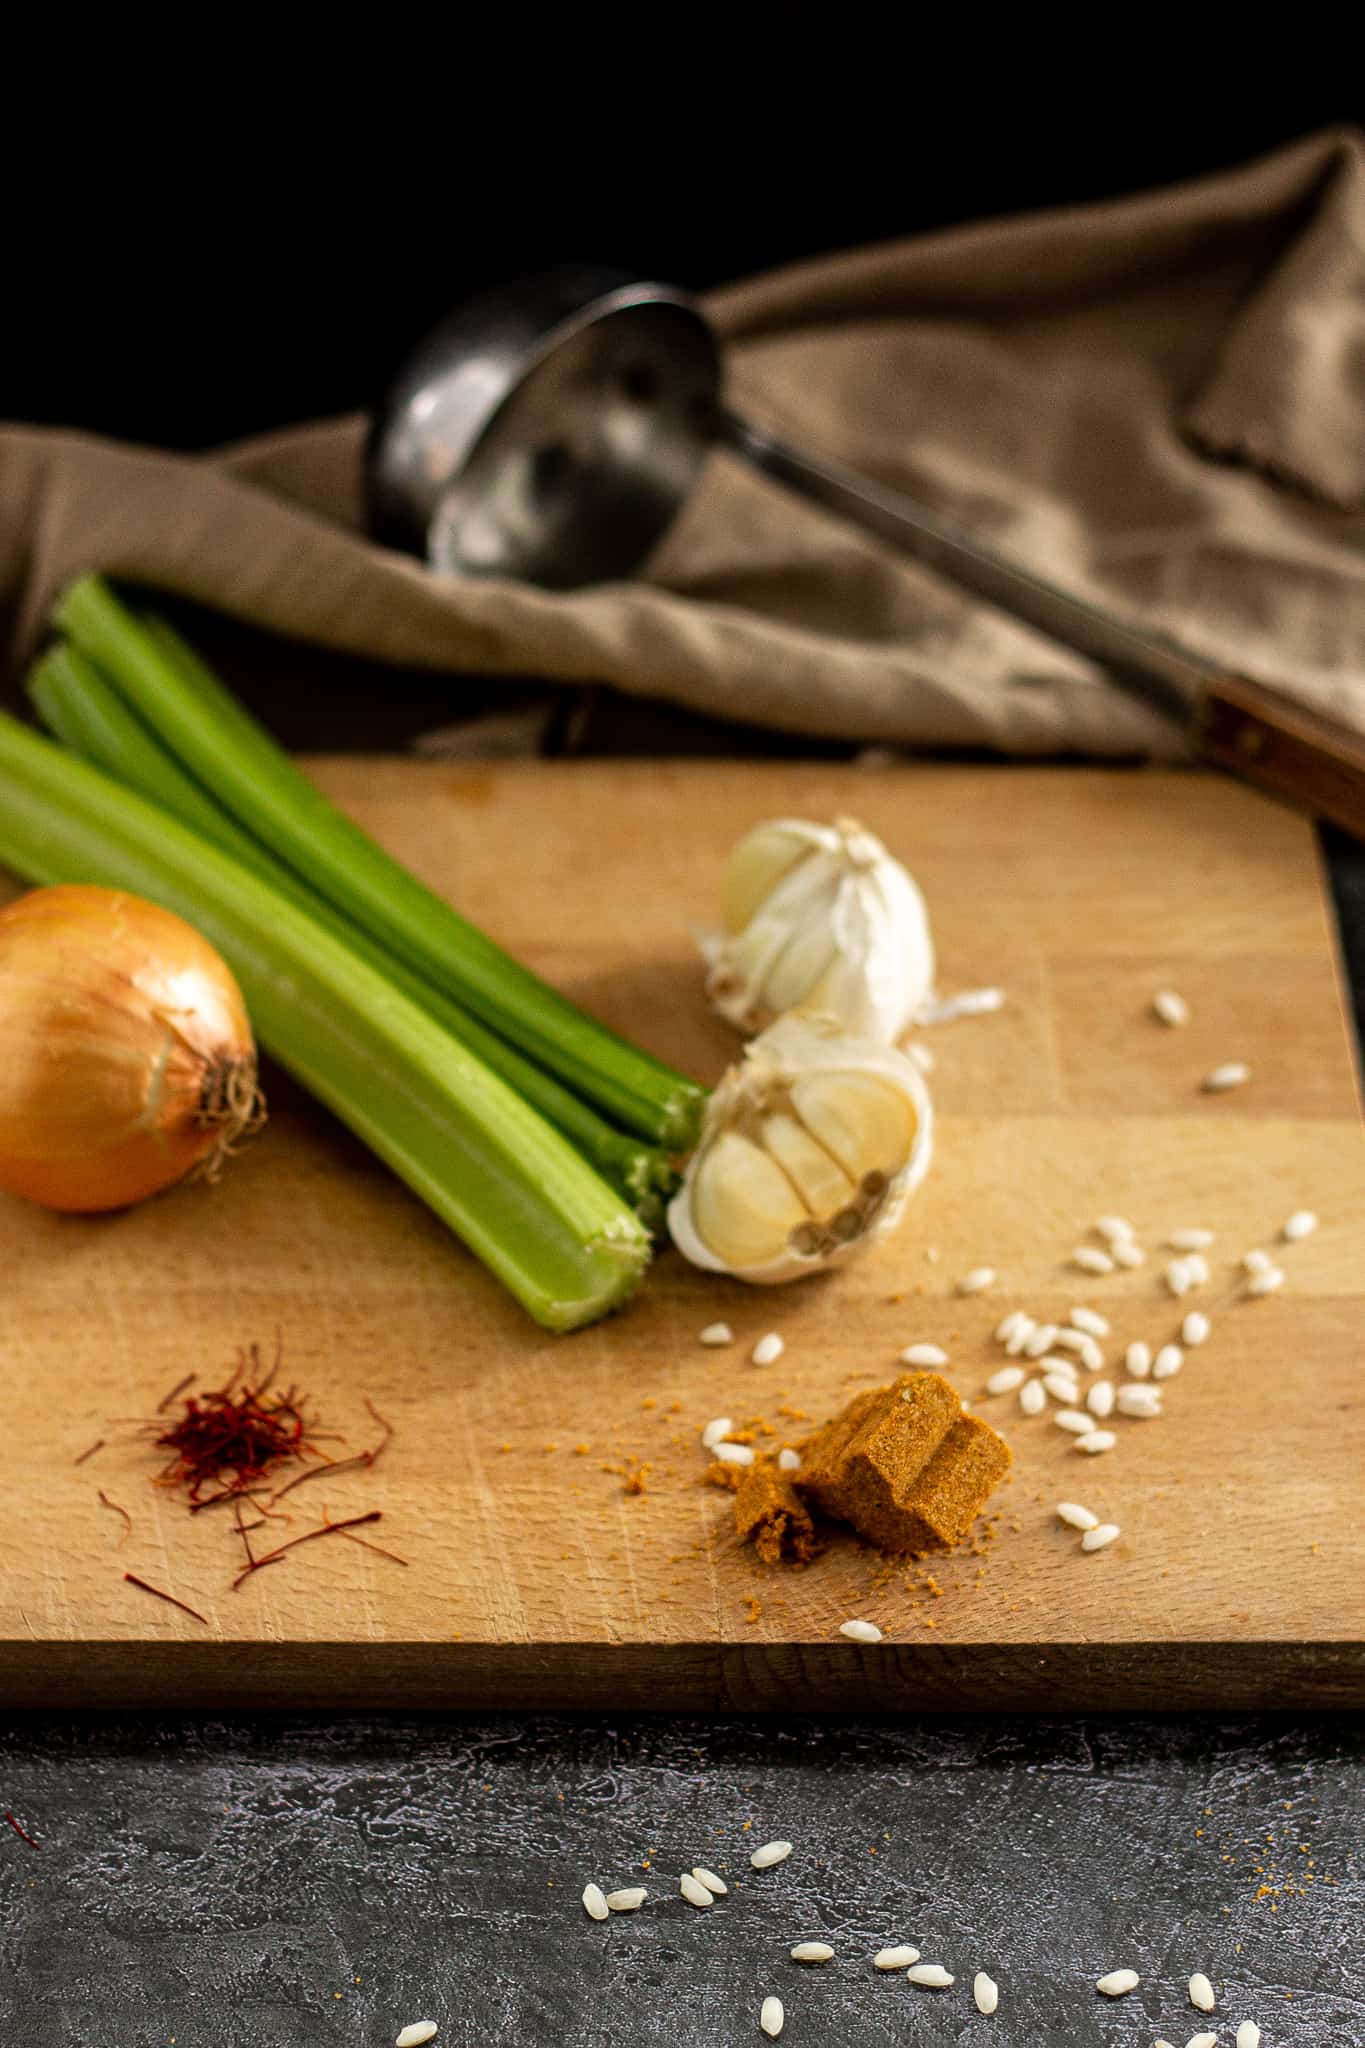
1, 762, 1362, 1709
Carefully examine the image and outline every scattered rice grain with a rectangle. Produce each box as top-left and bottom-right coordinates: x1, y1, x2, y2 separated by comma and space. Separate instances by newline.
752, 1332, 785, 1366
1086, 1381, 1115, 1419
1247, 1266, 1285, 1296
700, 1322, 733, 1347
1153, 990, 1189, 1026
1236, 2023, 1261, 2048
1055, 1409, 1094, 1434
1019, 1379, 1047, 1417
1096, 1216, 1136, 1244
714, 1442, 755, 1466
1005, 1316, 1037, 1356
1117, 1384, 1163, 1418
1181, 1311, 1210, 1346
701, 1417, 734, 1451
680, 1873, 714, 1908
1112, 1240, 1146, 1267
1165, 1258, 1195, 1297
1044, 1372, 1082, 1404
396, 2027, 438, 2048
778, 1448, 801, 1473
995, 1311, 1027, 1343
986, 1365, 1025, 1396
1282, 1210, 1318, 1242
606, 1888, 647, 1911
1096, 1969, 1139, 1996
1056, 1502, 1100, 1531
973, 1972, 999, 2015
1125, 1341, 1152, 1379
1153, 1345, 1184, 1380
901, 1343, 948, 1367
958, 1267, 997, 1295
1071, 1246, 1115, 1274
1188, 1973, 1215, 2013
582, 1884, 609, 1922
750, 1840, 793, 1870
906, 1963, 954, 1988
1074, 1430, 1117, 1454
1081, 1523, 1121, 1552
693, 1867, 728, 1894
1186, 2035, 1217, 2048
839, 1619, 882, 1644
790, 1942, 834, 1963
1203, 1061, 1251, 1091
760, 1994, 784, 2037
922, 985, 1004, 1021
1070, 1306, 1110, 1337
1024, 1322, 1060, 1358
1242, 1247, 1272, 1274
1168, 1228, 1215, 1250
874, 1946, 920, 1970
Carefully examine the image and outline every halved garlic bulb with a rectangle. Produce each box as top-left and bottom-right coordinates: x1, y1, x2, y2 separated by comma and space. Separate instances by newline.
703, 816, 934, 1042
668, 1013, 933, 1285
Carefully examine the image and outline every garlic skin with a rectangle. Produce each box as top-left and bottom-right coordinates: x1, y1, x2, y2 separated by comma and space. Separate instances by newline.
668, 1013, 933, 1285
704, 816, 934, 1043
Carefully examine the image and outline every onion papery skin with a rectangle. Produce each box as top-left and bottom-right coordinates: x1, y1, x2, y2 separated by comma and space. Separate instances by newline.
0, 884, 262, 1213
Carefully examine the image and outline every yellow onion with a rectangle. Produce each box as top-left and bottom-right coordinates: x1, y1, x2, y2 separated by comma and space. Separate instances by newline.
0, 884, 264, 1213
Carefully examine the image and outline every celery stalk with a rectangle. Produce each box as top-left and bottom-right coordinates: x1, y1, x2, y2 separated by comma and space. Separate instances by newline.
28, 645, 675, 1216
0, 710, 651, 1331
54, 577, 706, 1151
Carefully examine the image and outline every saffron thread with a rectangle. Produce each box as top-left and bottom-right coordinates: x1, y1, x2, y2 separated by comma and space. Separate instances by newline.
123, 1572, 208, 1625
73, 1439, 105, 1467
233, 1510, 383, 1590
96, 1491, 133, 1546
155, 1372, 197, 1414
4, 1811, 39, 1850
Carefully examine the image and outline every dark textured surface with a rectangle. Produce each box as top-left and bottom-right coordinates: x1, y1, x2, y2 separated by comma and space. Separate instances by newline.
0, 1715, 1360, 2047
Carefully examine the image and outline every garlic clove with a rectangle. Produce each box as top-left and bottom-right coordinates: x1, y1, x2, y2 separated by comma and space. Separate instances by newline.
690, 1128, 811, 1270
789, 1071, 917, 1184
721, 821, 821, 934
761, 917, 840, 1018
759, 1111, 857, 1215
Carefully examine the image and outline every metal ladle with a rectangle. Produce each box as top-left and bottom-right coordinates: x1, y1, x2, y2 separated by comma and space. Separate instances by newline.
367, 264, 1365, 834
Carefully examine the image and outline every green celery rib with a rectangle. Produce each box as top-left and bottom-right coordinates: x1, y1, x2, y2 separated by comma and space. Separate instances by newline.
53, 577, 706, 1151
28, 645, 674, 1213
0, 710, 651, 1331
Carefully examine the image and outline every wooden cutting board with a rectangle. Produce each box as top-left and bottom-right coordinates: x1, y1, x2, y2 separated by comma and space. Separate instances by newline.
2, 761, 1362, 1710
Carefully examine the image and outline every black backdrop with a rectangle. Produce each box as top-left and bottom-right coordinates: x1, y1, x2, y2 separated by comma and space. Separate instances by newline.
5, 6, 1362, 450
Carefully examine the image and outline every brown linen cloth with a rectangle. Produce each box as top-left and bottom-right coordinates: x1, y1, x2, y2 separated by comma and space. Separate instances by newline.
2, 129, 1362, 756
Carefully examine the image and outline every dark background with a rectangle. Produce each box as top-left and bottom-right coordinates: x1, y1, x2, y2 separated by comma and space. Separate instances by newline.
5, 6, 1363, 449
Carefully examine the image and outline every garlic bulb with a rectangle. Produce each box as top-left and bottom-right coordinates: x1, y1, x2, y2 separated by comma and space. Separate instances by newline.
703, 816, 934, 1042
668, 1013, 933, 1285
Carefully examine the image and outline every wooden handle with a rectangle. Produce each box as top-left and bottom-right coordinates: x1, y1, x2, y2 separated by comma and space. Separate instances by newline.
1197, 675, 1365, 839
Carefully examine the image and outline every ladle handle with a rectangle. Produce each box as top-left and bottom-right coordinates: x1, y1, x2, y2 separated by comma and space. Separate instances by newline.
719, 408, 1365, 838
718, 407, 1208, 723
